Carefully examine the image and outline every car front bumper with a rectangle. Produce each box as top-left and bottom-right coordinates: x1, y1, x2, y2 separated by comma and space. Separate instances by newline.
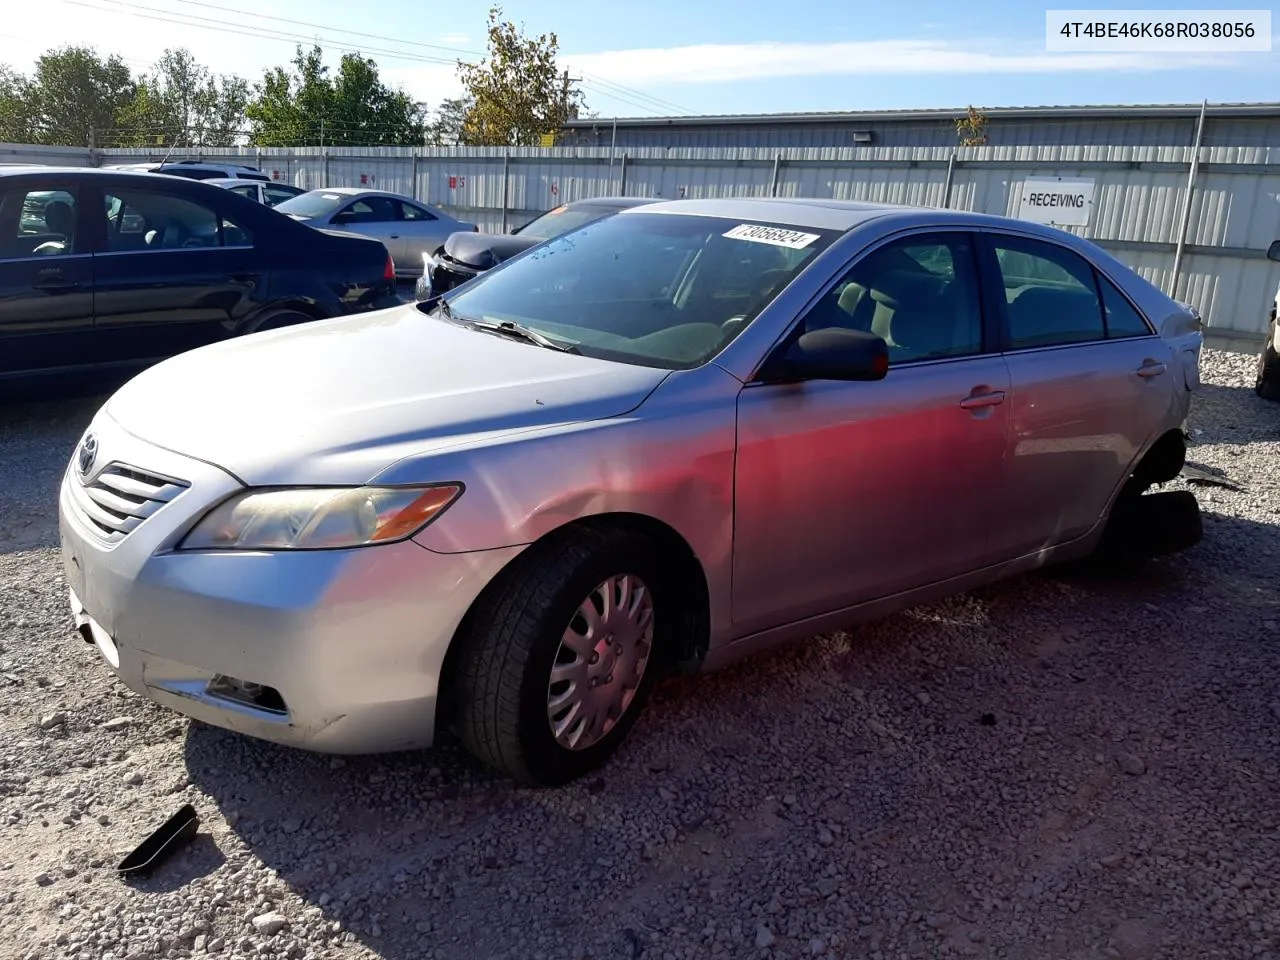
57, 411, 524, 754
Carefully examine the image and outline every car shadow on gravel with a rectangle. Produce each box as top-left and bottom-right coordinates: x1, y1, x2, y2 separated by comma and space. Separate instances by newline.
175, 503, 1278, 960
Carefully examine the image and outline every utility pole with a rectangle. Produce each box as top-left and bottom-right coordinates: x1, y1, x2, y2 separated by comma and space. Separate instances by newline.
561, 70, 582, 120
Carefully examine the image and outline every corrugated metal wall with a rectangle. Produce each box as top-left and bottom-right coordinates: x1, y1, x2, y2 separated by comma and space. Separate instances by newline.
6, 139, 1279, 341
557, 114, 1280, 151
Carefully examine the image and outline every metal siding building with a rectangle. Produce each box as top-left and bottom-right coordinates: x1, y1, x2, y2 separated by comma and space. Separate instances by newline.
559, 103, 1280, 151
9, 103, 1280, 346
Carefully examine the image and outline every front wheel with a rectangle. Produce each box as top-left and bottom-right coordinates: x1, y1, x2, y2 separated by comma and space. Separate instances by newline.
451, 527, 664, 787
1256, 311, 1280, 401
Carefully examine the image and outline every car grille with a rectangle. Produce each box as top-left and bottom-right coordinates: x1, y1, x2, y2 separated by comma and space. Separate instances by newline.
67, 462, 190, 545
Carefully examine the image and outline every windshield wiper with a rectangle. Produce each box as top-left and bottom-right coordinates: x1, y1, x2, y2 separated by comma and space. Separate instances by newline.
464, 317, 580, 354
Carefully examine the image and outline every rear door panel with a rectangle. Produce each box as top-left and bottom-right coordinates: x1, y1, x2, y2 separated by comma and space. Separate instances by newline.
89, 182, 263, 366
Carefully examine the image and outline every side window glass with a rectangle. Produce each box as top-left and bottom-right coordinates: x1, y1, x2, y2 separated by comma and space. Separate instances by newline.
230, 185, 257, 200
399, 201, 436, 221
264, 186, 296, 206
342, 198, 397, 223
221, 216, 253, 248
2, 188, 78, 259
992, 236, 1105, 348
801, 233, 984, 362
1097, 272, 1153, 338
103, 190, 238, 252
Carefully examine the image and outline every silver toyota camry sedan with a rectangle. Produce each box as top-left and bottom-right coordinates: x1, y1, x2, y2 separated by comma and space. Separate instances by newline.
58, 198, 1204, 786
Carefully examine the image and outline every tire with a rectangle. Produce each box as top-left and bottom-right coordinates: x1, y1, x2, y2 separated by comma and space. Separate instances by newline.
451, 526, 666, 787
1256, 310, 1280, 402
1095, 489, 1204, 567
242, 309, 313, 335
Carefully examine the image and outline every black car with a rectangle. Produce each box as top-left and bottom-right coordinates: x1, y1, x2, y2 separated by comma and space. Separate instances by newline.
418, 196, 657, 299
0, 166, 399, 391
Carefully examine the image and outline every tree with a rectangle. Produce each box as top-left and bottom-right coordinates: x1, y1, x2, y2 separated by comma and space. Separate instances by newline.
426, 96, 474, 146
7, 46, 135, 146
246, 45, 425, 147
955, 105, 989, 146
0, 66, 36, 143
116, 49, 250, 147
457, 5, 586, 146
328, 54, 427, 146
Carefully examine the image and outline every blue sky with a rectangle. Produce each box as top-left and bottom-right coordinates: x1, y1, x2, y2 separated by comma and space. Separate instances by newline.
2, 0, 1278, 117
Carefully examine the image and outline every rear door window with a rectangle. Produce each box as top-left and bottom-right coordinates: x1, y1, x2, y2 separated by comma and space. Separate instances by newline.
340, 197, 399, 223
103, 188, 253, 252
990, 236, 1106, 349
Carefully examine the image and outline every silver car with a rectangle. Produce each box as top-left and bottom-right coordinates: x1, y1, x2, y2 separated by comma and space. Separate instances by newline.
58, 198, 1204, 787
273, 188, 477, 278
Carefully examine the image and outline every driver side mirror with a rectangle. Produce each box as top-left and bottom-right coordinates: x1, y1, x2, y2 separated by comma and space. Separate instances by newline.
757, 328, 889, 384
1267, 240, 1280, 261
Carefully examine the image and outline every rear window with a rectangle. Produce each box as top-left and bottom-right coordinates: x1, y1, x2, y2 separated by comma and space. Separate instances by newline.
516, 204, 618, 242
442, 212, 838, 369
274, 192, 347, 219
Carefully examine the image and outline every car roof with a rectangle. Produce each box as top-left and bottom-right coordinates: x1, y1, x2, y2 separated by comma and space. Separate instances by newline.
618, 196, 1096, 240
203, 178, 254, 187
0, 165, 196, 181
564, 197, 657, 210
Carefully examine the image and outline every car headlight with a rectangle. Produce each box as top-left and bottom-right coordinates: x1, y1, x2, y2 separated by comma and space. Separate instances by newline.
178, 484, 462, 551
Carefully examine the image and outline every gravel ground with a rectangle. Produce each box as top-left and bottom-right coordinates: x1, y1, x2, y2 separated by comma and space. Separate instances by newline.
1, 347, 1278, 960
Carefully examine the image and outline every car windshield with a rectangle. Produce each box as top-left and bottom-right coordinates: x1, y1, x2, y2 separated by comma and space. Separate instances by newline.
273, 192, 348, 219
516, 204, 622, 242
440, 212, 839, 369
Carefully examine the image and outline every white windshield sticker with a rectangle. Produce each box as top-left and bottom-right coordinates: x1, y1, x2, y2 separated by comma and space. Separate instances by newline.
321, 193, 342, 200
722, 223, 820, 249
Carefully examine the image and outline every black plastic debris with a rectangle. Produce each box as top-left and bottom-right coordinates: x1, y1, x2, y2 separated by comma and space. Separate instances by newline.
116, 803, 199, 878
979, 713, 997, 727
1181, 460, 1243, 492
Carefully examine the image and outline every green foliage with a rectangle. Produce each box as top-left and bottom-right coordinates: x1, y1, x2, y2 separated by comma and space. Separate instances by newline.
116, 49, 249, 147
457, 5, 586, 146
245, 45, 426, 147
426, 96, 474, 146
0, 46, 135, 146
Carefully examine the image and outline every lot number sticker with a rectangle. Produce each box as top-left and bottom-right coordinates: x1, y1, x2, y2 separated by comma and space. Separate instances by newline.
723, 224, 820, 249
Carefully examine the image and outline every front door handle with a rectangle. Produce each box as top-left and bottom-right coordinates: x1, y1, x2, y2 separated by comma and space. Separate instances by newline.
960, 389, 1007, 409
389, 234, 400, 239
227, 272, 260, 284
1136, 360, 1168, 379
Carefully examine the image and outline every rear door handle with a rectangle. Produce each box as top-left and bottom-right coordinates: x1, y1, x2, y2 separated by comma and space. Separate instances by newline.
227, 272, 260, 284
1136, 360, 1167, 379
32, 271, 78, 292
960, 389, 1007, 409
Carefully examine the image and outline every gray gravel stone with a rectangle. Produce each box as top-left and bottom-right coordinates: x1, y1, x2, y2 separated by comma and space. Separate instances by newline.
0, 347, 1278, 960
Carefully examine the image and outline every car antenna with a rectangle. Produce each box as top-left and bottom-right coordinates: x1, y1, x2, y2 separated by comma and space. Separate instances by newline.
157, 123, 186, 169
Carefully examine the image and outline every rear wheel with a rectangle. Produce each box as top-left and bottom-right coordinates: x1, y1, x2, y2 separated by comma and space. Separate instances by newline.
451, 526, 665, 787
1094, 488, 1203, 569
1256, 310, 1280, 401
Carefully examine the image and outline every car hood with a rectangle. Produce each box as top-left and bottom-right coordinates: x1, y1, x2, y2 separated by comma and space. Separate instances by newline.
104, 304, 670, 486
441, 230, 539, 270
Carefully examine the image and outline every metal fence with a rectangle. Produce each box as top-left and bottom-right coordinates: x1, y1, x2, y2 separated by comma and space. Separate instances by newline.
5, 139, 1280, 345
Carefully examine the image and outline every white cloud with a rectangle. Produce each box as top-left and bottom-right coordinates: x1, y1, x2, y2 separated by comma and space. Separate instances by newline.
435, 33, 472, 47
379, 64, 465, 108
562, 38, 1234, 86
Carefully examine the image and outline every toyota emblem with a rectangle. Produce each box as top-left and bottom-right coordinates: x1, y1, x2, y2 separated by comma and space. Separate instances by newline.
76, 433, 98, 478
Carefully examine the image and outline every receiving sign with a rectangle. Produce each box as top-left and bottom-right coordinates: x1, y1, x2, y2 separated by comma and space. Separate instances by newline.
1016, 177, 1096, 227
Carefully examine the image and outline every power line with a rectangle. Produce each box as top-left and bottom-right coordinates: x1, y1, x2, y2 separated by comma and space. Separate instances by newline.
57, 0, 695, 117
